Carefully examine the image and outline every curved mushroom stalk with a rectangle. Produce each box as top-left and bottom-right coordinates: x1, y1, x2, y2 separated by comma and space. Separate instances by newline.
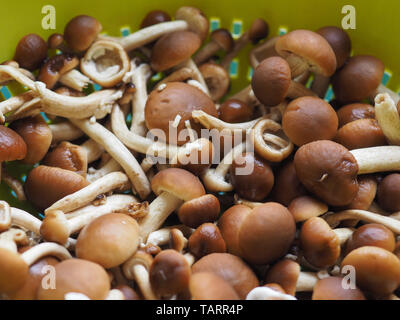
59, 69, 93, 92
80, 139, 104, 164
252, 118, 294, 162
246, 286, 297, 300
99, 20, 188, 52
333, 228, 354, 246
0, 201, 11, 232
70, 117, 150, 199
146, 225, 194, 247
2, 169, 26, 201
187, 79, 208, 96
371, 84, 400, 105
176, 59, 210, 96
374, 93, 400, 145
296, 271, 319, 292
5, 97, 41, 123
20, 242, 72, 266
202, 142, 246, 192
45, 172, 131, 214
50, 121, 84, 144
87, 158, 122, 182
0, 91, 35, 124
130, 62, 152, 136
350, 146, 400, 174
155, 67, 194, 90
324, 210, 400, 234
10, 207, 41, 235
40, 194, 139, 244
0, 65, 36, 88
0, 228, 28, 251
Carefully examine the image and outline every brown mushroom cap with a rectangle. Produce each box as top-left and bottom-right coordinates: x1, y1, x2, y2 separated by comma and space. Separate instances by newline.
48, 33, 64, 50
189, 272, 239, 300
14, 34, 48, 70
344, 176, 377, 210
145, 82, 217, 145
230, 152, 275, 201
177, 194, 220, 228
140, 10, 171, 28
288, 195, 328, 222
272, 160, 308, 206
149, 249, 191, 296
282, 96, 338, 146
300, 217, 341, 268
294, 140, 359, 206
43, 141, 87, 177
37, 258, 110, 300
316, 26, 351, 69
377, 173, 400, 212
210, 28, 234, 52
248, 18, 270, 44
332, 55, 384, 103
251, 56, 291, 107
191, 252, 258, 299
341, 246, 400, 296
312, 276, 365, 300
335, 119, 386, 150
151, 31, 201, 72
337, 103, 375, 127
346, 223, 395, 254
151, 168, 205, 201
64, 15, 102, 52
238, 202, 296, 265
10, 256, 59, 300
24, 165, 89, 211
76, 213, 140, 269
10, 115, 52, 165
218, 99, 253, 123
199, 62, 230, 101
275, 30, 337, 77
0, 125, 27, 163
175, 6, 209, 42
188, 223, 226, 258
0, 248, 29, 295
264, 259, 300, 296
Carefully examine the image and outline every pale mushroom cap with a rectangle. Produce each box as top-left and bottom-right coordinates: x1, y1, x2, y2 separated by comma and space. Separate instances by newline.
0, 248, 29, 295
312, 276, 365, 300
275, 29, 337, 77
76, 213, 140, 269
189, 272, 239, 300
37, 259, 110, 300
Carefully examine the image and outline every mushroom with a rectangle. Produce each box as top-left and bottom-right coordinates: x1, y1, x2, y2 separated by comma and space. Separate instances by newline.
312, 276, 366, 300
189, 272, 240, 300
169, 228, 189, 253
194, 28, 234, 65
0, 91, 35, 124
0, 201, 11, 232
1, 169, 26, 201
249, 36, 279, 68
49, 121, 83, 143
76, 213, 140, 268
377, 173, 400, 212
140, 10, 171, 28
122, 250, 157, 300
229, 152, 274, 201
81, 40, 130, 87
174, 6, 209, 42
275, 29, 337, 78
138, 168, 205, 240
146, 225, 194, 247
288, 196, 328, 223
10, 114, 52, 165
191, 252, 259, 299
149, 249, 191, 298
0, 125, 27, 180
218, 99, 253, 123
311, 26, 352, 98
64, 15, 102, 52
341, 246, 400, 296
300, 217, 341, 268
59, 69, 93, 92
24, 165, 89, 211
374, 93, 400, 145
199, 62, 230, 101
188, 223, 226, 259
69, 117, 150, 199
14, 34, 47, 70
220, 18, 269, 70
251, 57, 316, 107
246, 286, 297, 300
337, 103, 375, 127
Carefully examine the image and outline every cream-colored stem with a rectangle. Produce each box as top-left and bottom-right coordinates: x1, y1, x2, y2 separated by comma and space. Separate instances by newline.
10, 207, 41, 234
0, 201, 11, 232
70, 118, 150, 199
5, 97, 41, 123
59, 69, 92, 92
139, 192, 183, 241
50, 121, 84, 143
371, 84, 400, 105
21, 242, 72, 266
0, 91, 35, 123
183, 59, 210, 96
133, 265, 157, 300
333, 228, 354, 246
351, 146, 400, 174
296, 272, 318, 292
374, 93, 400, 145
87, 158, 122, 182
105, 289, 125, 300
80, 139, 104, 164
146, 225, 194, 246
45, 172, 130, 214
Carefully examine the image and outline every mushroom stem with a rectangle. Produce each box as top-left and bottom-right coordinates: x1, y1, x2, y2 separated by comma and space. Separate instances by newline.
50, 121, 84, 144
193, 41, 221, 65
311, 74, 331, 98
105, 289, 125, 300
59, 69, 93, 92
187, 79, 208, 95
156, 68, 195, 90
0, 91, 35, 123
202, 142, 246, 192
70, 117, 150, 199
129, 264, 157, 300
80, 139, 104, 164
371, 84, 400, 105
2, 169, 26, 201
374, 93, 400, 145
350, 146, 400, 174
5, 97, 41, 123
87, 158, 122, 182
296, 271, 319, 292
139, 192, 183, 241
183, 253, 195, 266
234, 194, 264, 208
246, 286, 297, 300
230, 85, 260, 107
99, 20, 189, 52
20, 242, 72, 266
333, 228, 354, 246
146, 225, 194, 246
45, 172, 130, 214
249, 36, 279, 69
180, 59, 210, 96
287, 80, 317, 99
0, 201, 11, 232
220, 32, 250, 70
324, 210, 400, 234
10, 207, 41, 234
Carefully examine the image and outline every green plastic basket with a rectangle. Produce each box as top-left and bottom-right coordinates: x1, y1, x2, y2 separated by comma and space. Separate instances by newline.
1, 0, 400, 215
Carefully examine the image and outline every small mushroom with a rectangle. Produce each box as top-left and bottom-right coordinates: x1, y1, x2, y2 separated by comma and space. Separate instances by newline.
218, 99, 253, 123
275, 29, 337, 78
14, 34, 48, 70
377, 173, 400, 212
64, 15, 102, 52
288, 196, 328, 222
374, 93, 400, 145
251, 57, 316, 107
191, 252, 259, 299
282, 96, 338, 146
76, 213, 140, 268
174, 6, 209, 42
341, 246, 400, 296
199, 62, 230, 101
177, 194, 220, 228
188, 223, 226, 258
189, 272, 239, 300
10, 115, 52, 165
140, 10, 171, 28
337, 103, 375, 127
312, 276, 365, 300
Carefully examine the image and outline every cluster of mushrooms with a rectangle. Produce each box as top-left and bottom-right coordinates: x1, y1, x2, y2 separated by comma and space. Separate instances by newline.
1, 6, 400, 301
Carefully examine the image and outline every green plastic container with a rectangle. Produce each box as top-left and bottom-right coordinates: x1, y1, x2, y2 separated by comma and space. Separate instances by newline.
1, 0, 399, 214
